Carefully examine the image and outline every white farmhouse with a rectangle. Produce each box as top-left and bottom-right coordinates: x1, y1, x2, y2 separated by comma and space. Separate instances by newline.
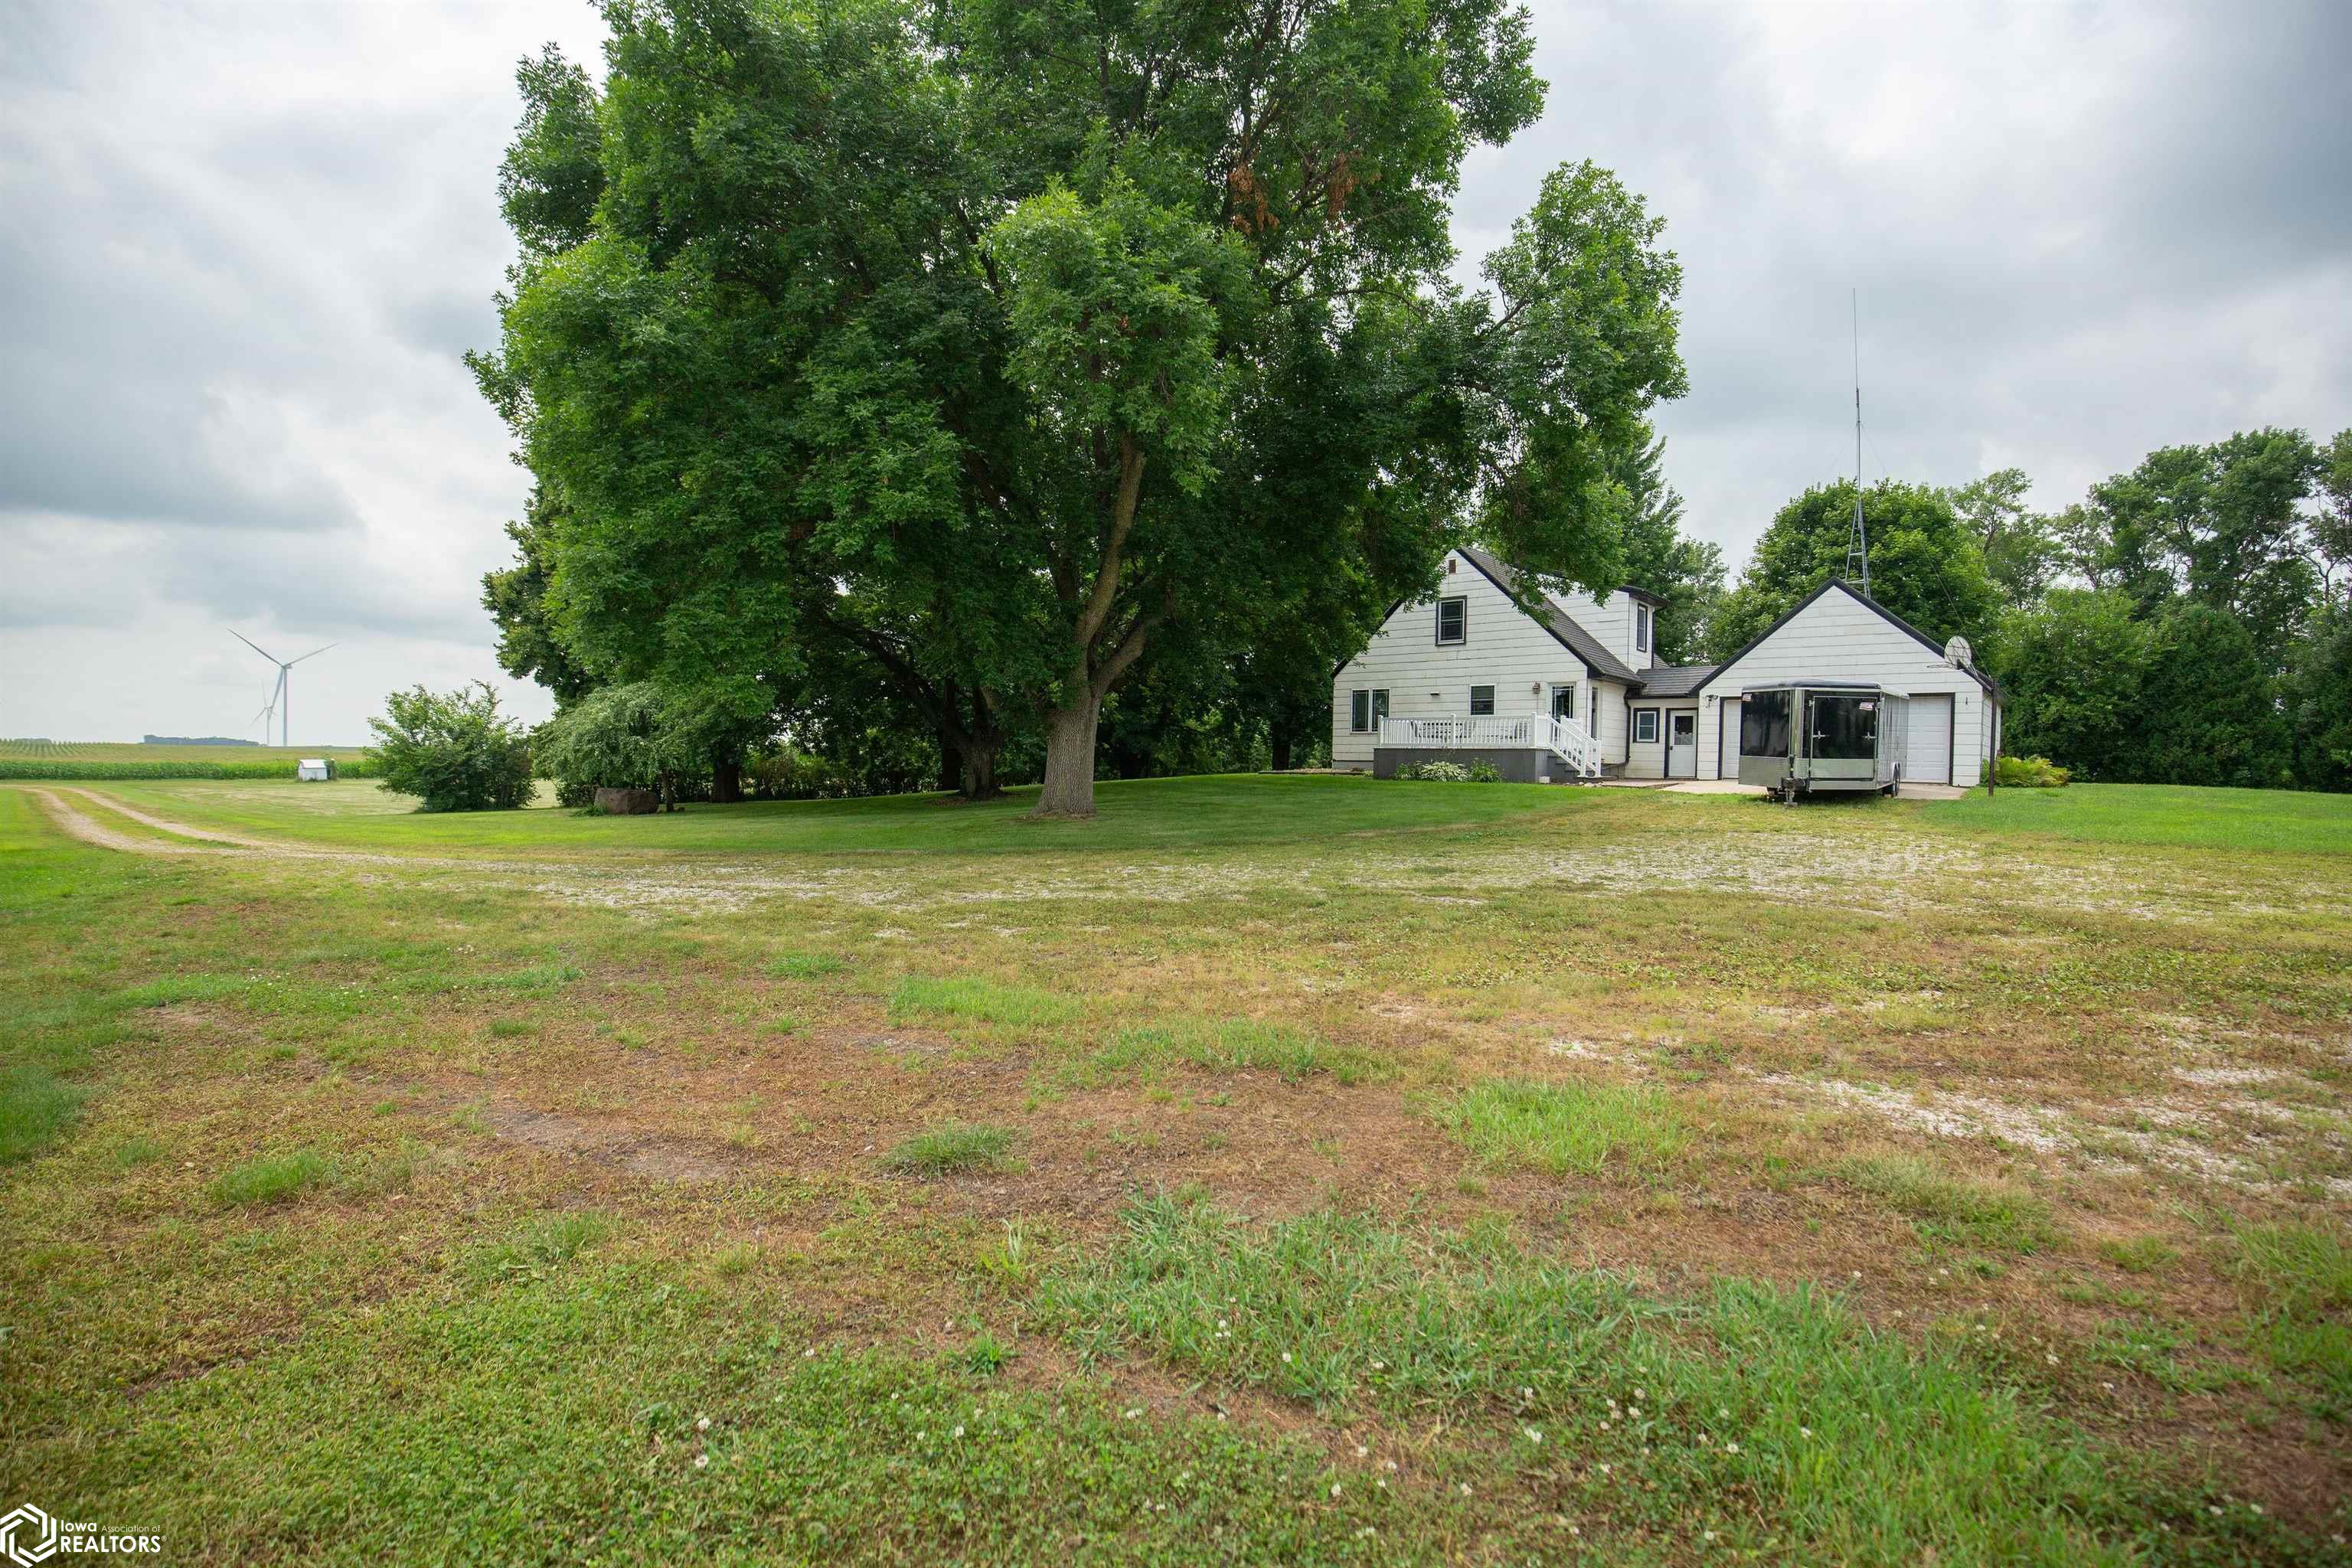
1330, 547, 2001, 787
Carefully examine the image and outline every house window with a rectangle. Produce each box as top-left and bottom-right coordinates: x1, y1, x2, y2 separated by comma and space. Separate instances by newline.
1372, 689, 1389, 727
1551, 685, 1576, 721
1436, 596, 1467, 645
1351, 690, 1370, 732
1635, 603, 1652, 655
1634, 707, 1660, 744
1469, 685, 1494, 716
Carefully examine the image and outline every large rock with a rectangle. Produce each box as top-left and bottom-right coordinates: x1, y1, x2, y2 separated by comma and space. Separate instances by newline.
593, 786, 660, 815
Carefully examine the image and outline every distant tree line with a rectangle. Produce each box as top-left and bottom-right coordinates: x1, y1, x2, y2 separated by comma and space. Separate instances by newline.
1690, 427, 2352, 791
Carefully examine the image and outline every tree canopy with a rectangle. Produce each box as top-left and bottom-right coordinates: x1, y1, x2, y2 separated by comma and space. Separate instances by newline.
472, 0, 1687, 815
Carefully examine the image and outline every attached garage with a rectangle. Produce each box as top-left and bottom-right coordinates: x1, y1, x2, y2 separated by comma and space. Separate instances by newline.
1903, 693, 1954, 786
1694, 580, 2001, 789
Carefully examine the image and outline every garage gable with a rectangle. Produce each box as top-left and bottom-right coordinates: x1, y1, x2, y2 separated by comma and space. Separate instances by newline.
1694, 581, 1994, 698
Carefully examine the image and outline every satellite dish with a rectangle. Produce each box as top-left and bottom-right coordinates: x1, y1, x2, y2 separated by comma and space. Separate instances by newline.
1943, 635, 1973, 668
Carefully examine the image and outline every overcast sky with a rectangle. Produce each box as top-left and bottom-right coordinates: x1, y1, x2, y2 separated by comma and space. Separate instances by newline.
3, 2, 2347, 743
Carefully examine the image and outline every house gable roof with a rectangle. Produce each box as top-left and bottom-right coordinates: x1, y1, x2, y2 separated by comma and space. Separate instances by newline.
1691, 580, 2000, 697
1455, 547, 1644, 684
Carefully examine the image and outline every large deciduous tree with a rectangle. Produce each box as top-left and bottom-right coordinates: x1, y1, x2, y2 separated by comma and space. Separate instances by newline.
2089, 430, 2321, 658
472, 0, 1686, 816
1948, 467, 2058, 609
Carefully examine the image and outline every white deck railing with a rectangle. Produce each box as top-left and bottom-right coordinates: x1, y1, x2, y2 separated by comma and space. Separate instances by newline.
1377, 713, 1601, 779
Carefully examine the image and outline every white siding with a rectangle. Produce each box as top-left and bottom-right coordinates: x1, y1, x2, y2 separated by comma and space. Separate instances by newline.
1330, 552, 1596, 769
1695, 586, 1998, 786
1553, 590, 1635, 668
1624, 700, 1697, 779
1592, 680, 1629, 765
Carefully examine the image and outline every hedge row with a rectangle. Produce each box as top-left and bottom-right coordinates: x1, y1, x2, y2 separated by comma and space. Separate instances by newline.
0, 759, 382, 781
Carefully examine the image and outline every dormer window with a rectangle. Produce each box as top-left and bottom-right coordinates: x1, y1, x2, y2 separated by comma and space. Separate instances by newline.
1635, 602, 1652, 655
1436, 596, 1467, 645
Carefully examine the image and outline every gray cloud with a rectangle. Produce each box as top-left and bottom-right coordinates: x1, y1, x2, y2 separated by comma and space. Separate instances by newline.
1456, 1, 2352, 560
0, 1, 2347, 744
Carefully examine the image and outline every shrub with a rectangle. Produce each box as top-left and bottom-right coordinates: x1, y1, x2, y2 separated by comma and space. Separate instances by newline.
1988, 755, 2071, 788
367, 684, 534, 812
1467, 760, 1503, 783
1397, 760, 1472, 782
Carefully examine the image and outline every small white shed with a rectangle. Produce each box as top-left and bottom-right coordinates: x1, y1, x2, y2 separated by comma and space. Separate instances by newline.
296, 758, 335, 782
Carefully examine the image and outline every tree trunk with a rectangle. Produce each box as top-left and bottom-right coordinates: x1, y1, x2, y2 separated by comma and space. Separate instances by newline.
960, 737, 1002, 802
1033, 701, 1101, 816
937, 724, 963, 794
1269, 724, 1294, 773
711, 754, 744, 804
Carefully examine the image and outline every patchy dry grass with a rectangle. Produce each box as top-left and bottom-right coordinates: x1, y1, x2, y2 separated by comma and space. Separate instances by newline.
3, 776, 2348, 1562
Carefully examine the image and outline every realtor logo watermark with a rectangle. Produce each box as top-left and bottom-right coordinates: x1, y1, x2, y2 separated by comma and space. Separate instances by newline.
0, 1505, 162, 1565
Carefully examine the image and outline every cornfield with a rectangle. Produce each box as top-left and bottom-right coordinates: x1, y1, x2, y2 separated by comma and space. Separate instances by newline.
0, 740, 380, 780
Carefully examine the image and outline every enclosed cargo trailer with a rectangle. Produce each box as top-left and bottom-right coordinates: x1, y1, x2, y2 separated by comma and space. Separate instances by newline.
1734, 682, 1907, 799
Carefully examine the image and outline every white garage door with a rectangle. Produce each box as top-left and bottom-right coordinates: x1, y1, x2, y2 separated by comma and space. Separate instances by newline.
1905, 694, 1953, 785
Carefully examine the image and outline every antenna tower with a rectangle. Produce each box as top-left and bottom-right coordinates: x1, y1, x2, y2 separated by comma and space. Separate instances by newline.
1844, 289, 1870, 596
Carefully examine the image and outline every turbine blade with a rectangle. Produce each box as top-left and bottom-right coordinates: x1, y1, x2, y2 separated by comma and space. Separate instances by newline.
229, 628, 280, 663
286, 642, 338, 665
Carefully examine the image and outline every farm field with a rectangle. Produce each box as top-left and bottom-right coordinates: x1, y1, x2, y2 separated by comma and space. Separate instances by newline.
2, 774, 2347, 1563
0, 740, 374, 782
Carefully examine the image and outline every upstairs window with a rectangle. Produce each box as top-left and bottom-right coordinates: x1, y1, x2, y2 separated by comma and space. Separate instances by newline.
1469, 685, 1494, 716
1436, 596, 1467, 645
1635, 603, 1652, 655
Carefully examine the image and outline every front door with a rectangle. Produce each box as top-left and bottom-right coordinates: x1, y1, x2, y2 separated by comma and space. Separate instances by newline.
1667, 710, 1697, 778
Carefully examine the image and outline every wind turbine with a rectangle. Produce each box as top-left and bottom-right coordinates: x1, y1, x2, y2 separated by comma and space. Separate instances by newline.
229, 632, 336, 747
250, 669, 284, 743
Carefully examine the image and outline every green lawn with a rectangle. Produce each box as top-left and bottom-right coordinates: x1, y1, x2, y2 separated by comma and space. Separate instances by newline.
1922, 779, 2352, 856
3, 776, 2347, 1562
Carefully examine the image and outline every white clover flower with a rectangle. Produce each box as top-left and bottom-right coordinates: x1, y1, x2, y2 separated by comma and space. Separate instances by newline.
1125, 1407, 1144, 1419
952, 1425, 965, 1439
1353, 1445, 1369, 1459
694, 1454, 708, 1470
1370, 1359, 1387, 1371
1799, 1426, 1811, 1439
697, 1416, 711, 1432
1458, 1482, 1472, 1497
1725, 1442, 1740, 1455
1526, 1428, 1543, 1444
1281, 1352, 1293, 1364
1704, 1529, 1717, 1543
1330, 1482, 1344, 1498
